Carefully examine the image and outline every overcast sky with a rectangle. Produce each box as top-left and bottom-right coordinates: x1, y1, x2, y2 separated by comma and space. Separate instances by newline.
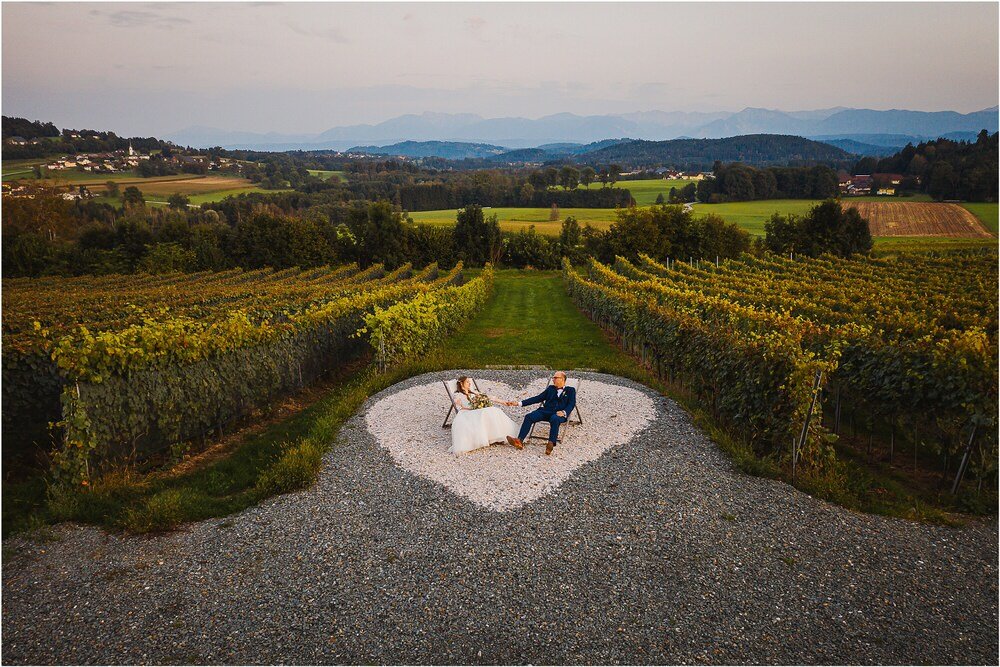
3, 1, 998, 136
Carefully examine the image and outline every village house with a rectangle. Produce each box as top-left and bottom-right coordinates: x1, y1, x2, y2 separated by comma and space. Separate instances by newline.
873, 172, 905, 185
842, 174, 873, 195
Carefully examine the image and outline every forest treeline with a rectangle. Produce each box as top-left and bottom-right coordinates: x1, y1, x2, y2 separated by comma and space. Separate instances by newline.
4, 183, 875, 278
695, 163, 840, 202
2, 116, 172, 159
852, 130, 997, 201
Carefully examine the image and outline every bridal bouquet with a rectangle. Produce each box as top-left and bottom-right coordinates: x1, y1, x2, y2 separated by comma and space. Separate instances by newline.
470, 393, 493, 410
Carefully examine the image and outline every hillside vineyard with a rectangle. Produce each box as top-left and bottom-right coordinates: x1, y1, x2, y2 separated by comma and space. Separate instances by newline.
564, 249, 997, 476
2, 262, 471, 481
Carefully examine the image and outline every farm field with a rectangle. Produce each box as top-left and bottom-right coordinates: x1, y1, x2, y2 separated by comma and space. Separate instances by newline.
408, 198, 1000, 241
2, 158, 57, 179
871, 236, 998, 252
93, 186, 288, 208
307, 169, 346, 181
3, 167, 168, 184
34, 170, 181, 184
39, 173, 280, 206
59, 174, 251, 195
845, 201, 994, 238
961, 202, 999, 235
408, 207, 622, 233
183, 186, 288, 204
567, 178, 696, 206
619, 178, 697, 205
690, 199, 817, 235
117, 176, 259, 197
408, 200, 825, 236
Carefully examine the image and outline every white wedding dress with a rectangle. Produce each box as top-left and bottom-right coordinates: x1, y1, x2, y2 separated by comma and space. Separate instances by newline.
449, 391, 520, 455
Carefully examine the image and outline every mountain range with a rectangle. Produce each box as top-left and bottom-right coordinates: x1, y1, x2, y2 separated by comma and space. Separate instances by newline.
166, 106, 999, 154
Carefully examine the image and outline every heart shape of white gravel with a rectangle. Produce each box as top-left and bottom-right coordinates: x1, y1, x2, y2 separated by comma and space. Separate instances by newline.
364, 377, 657, 512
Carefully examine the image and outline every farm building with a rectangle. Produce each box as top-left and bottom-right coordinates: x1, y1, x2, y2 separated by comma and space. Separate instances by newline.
842, 174, 873, 195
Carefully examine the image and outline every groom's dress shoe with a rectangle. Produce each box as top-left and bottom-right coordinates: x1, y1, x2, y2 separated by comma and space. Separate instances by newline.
545, 442, 554, 456
506, 436, 523, 450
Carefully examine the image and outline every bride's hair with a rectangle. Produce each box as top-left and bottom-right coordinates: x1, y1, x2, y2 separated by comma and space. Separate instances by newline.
455, 376, 471, 395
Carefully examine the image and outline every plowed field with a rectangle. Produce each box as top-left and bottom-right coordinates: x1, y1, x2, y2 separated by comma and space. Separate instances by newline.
847, 201, 994, 238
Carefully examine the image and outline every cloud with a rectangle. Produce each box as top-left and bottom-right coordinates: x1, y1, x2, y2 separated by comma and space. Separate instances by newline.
88, 9, 191, 29
283, 20, 349, 44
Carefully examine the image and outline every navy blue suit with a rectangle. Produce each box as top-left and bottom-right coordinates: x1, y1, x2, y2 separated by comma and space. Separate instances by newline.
517, 385, 576, 445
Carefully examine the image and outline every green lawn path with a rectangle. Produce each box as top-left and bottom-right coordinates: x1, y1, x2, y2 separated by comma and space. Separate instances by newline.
445, 270, 634, 370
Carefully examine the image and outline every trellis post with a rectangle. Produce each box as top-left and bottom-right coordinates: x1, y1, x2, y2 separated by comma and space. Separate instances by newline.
951, 423, 978, 495
794, 370, 824, 474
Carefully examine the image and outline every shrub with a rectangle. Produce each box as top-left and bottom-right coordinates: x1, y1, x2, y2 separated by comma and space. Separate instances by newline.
254, 438, 324, 496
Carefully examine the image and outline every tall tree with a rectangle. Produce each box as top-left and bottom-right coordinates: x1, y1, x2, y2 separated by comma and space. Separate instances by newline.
453, 204, 502, 266
608, 164, 622, 186
544, 167, 559, 189
121, 186, 145, 209
351, 201, 409, 268
167, 192, 190, 210
559, 165, 580, 190
559, 215, 581, 248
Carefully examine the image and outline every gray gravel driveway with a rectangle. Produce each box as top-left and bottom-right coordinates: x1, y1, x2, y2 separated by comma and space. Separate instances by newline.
3, 370, 997, 664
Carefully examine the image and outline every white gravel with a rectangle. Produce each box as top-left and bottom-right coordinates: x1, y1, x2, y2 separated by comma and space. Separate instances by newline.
364, 377, 657, 512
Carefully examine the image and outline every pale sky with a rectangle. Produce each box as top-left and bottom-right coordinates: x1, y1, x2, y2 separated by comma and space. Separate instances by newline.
3, 1, 998, 136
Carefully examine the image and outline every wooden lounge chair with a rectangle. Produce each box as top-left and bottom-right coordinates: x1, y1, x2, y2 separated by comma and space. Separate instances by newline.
441, 377, 483, 428
526, 377, 583, 443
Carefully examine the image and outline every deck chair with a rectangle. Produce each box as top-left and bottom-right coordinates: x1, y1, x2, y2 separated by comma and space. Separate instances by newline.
526, 377, 584, 443
441, 377, 483, 428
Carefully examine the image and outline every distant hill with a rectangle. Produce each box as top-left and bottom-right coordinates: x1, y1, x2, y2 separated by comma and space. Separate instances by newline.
812, 131, 988, 156
165, 106, 998, 150
490, 148, 550, 162
576, 134, 853, 168
818, 139, 900, 157
813, 107, 997, 137
492, 138, 630, 163
346, 140, 507, 159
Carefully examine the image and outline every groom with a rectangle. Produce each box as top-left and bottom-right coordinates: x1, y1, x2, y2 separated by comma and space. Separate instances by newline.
505, 371, 576, 456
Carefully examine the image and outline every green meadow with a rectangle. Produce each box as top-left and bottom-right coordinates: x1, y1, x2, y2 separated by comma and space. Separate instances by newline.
307, 169, 347, 181
550, 178, 696, 206
183, 186, 286, 205
604, 178, 697, 206
3, 158, 63, 180
408, 207, 622, 234
407, 194, 1000, 242
960, 202, 999, 235
407, 200, 821, 237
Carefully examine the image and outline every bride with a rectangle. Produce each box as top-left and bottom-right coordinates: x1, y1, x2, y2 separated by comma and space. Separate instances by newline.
450, 376, 521, 455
